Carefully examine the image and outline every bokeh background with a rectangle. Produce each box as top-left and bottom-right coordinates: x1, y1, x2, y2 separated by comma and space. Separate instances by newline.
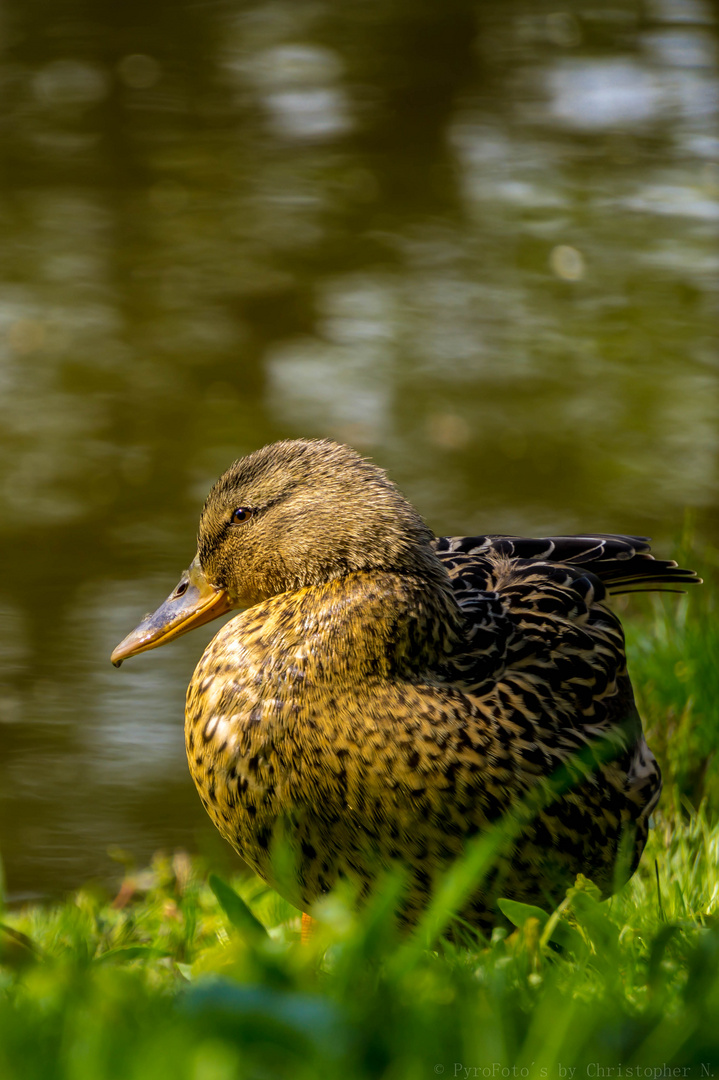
0, 0, 717, 900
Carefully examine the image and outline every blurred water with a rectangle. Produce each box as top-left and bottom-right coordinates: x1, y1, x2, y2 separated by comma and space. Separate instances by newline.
0, 0, 717, 897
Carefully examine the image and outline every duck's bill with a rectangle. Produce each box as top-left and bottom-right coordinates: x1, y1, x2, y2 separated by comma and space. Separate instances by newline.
111, 558, 233, 667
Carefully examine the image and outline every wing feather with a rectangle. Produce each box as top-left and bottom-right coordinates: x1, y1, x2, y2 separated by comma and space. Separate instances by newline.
433, 534, 701, 594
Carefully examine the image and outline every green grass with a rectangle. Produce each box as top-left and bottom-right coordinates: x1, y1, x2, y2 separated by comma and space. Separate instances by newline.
1, 556, 718, 1080
625, 552, 719, 810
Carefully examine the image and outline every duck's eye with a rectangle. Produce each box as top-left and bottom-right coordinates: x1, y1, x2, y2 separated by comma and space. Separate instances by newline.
231, 507, 254, 524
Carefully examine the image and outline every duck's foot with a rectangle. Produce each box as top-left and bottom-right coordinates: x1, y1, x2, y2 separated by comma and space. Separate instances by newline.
301, 912, 316, 944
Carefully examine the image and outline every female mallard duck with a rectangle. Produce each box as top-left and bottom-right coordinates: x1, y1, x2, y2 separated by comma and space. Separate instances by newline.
112, 439, 699, 931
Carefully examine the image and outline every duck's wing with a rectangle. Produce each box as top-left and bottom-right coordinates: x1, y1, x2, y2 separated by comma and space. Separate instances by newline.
426, 535, 664, 903
430, 537, 634, 711
433, 534, 701, 594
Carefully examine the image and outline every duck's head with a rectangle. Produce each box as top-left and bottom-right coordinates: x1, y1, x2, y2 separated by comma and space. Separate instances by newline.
111, 439, 441, 665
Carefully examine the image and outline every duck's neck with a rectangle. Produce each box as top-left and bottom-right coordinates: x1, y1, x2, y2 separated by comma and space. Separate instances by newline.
260, 567, 464, 687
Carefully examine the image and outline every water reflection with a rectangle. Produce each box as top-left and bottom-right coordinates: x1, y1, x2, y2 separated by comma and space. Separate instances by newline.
0, 0, 717, 897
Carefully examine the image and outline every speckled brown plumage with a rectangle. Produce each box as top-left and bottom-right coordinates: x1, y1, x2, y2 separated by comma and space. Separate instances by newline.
113, 439, 700, 932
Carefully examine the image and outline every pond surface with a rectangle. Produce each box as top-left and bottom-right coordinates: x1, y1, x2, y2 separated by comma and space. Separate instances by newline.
0, 0, 717, 898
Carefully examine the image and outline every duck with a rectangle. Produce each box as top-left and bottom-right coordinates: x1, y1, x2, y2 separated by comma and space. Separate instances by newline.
111, 438, 700, 932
